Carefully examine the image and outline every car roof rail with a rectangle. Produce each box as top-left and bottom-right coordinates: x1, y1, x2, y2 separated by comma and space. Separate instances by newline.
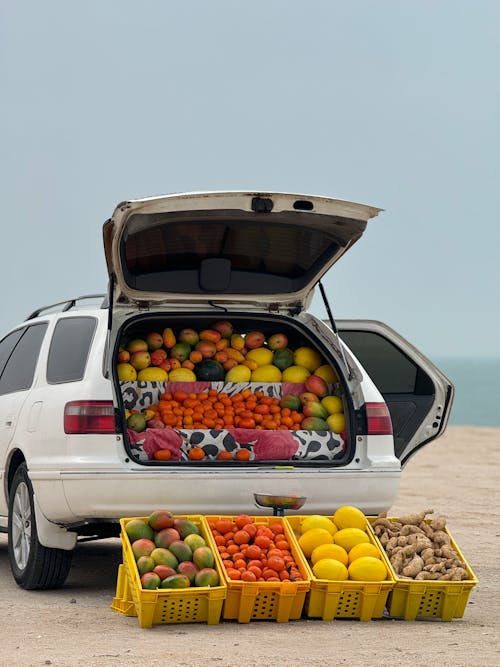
25, 294, 108, 321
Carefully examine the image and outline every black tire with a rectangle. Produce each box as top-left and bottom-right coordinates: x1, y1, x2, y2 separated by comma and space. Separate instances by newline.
8, 463, 73, 590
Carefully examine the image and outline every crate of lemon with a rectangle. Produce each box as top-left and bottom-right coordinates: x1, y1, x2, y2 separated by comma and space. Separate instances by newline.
285, 506, 394, 621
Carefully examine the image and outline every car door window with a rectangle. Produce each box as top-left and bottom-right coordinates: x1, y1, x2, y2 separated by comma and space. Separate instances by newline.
339, 330, 433, 394
0, 323, 48, 395
47, 317, 97, 383
0, 328, 25, 377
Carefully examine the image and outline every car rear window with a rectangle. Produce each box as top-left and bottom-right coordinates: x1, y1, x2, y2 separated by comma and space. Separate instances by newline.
121, 212, 344, 294
47, 317, 97, 383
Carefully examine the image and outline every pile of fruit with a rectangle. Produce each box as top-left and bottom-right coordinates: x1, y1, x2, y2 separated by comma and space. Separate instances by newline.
119, 321, 347, 434
294, 506, 388, 582
117, 320, 338, 386
207, 514, 305, 583
126, 387, 346, 435
124, 510, 220, 590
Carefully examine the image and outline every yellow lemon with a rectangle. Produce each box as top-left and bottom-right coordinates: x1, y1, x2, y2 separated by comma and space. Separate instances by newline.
250, 365, 282, 382
281, 365, 311, 383
137, 367, 168, 382
245, 347, 274, 366
348, 542, 382, 564
293, 346, 323, 371
168, 368, 197, 382
301, 515, 338, 536
298, 528, 334, 557
321, 395, 344, 415
311, 543, 349, 566
333, 505, 367, 531
333, 527, 370, 552
327, 413, 346, 433
314, 364, 338, 383
312, 558, 348, 581
348, 556, 387, 581
117, 363, 137, 381
225, 364, 252, 382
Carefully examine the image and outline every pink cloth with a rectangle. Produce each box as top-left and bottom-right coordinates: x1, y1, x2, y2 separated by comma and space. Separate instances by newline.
128, 428, 183, 460
252, 430, 298, 460
232, 428, 298, 460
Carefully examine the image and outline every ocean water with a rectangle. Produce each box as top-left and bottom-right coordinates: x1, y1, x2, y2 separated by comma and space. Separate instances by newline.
434, 357, 500, 427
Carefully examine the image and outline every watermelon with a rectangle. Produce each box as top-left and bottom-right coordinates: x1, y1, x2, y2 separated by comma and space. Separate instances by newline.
194, 359, 225, 381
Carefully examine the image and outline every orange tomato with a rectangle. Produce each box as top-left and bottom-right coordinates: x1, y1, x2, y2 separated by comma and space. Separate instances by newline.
235, 514, 253, 529
267, 555, 286, 572
247, 565, 262, 579
153, 449, 172, 461
242, 523, 257, 539
188, 447, 205, 460
275, 539, 290, 551
217, 450, 233, 461
254, 535, 271, 550
215, 518, 233, 534
245, 544, 262, 560
237, 418, 256, 429
226, 568, 242, 580
256, 526, 274, 539
270, 523, 285, 535
233, 529, 251, 545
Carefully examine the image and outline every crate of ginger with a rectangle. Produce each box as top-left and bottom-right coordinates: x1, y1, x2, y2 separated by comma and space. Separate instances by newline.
368, 510, 478, 621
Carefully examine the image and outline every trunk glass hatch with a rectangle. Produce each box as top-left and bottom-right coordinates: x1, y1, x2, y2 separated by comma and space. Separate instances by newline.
104, 192, 381, 308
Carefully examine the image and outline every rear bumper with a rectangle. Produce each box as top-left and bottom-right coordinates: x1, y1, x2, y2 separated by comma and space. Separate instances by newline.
31, 467, 402, 522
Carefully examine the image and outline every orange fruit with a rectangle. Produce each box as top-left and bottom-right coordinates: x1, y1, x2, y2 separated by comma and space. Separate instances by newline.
153, 449, 172, 461
188, 447, 205, 460
217, 451, 233, 461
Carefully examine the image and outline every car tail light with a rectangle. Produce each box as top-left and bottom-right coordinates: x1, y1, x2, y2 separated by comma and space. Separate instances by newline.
365, 402, 393, 435
64, 400, 116, 434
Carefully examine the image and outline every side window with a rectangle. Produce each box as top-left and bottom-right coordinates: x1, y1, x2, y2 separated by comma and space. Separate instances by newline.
339, 330, 433, 394
0, 329, 25, 377
47, 317, 97, 383
0, 323, 48, 396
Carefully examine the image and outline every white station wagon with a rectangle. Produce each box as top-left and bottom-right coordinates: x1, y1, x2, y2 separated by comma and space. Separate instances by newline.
0, 191, 453, 588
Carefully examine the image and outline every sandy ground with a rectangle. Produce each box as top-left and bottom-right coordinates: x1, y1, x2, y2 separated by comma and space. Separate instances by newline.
0, 425, 499, 667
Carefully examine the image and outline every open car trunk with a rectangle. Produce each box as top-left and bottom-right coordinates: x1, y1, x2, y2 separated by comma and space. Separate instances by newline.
103, 192, 383, 470
114, 312, 355, 467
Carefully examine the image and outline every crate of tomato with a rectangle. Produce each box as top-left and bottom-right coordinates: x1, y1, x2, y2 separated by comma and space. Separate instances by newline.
205, 514, 311, 622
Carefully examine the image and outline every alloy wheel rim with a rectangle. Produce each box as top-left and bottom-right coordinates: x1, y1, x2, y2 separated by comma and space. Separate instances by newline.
11, 481, 32, 570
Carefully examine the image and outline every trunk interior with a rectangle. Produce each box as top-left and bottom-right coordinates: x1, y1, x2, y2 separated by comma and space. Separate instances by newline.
113, 312, 353, 468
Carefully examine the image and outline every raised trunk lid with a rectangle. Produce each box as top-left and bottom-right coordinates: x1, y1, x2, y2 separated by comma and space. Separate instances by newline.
103, 191, 381, 312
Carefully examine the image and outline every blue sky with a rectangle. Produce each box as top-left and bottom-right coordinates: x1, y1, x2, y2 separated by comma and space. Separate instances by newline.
2, 1, 499, 359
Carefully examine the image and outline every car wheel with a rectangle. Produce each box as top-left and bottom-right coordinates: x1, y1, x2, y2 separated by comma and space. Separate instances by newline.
8, 463, 73, 589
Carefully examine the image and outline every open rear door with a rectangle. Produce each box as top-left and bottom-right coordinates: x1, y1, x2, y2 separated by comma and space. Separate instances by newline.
337, 320, 454, 466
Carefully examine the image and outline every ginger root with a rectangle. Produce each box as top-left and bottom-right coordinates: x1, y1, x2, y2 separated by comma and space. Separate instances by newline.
397, 509, 434, 526
402, 555, 424, 578
371, 509, 470, 581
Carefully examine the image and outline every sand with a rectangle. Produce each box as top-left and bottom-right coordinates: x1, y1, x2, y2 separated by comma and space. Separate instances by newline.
0, 425, 499, 666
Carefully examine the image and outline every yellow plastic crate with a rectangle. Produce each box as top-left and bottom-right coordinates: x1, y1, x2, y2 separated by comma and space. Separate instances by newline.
205, 515, 311, 623
367, 517, 478, 621
285, 515, 395, 621
112, 515, 227, 628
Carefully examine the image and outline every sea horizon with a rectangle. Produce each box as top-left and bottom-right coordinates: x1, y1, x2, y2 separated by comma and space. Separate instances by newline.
433, 356, 500, 428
